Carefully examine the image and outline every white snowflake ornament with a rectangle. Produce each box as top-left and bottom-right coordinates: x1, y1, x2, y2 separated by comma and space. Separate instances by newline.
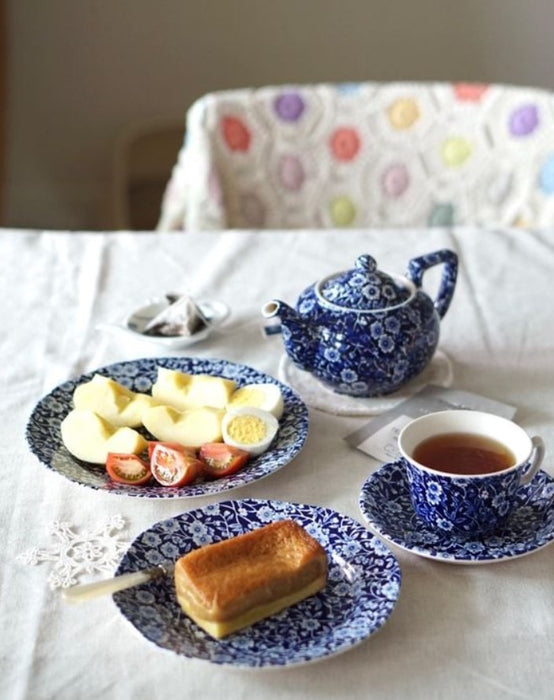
18, 515, 130, 589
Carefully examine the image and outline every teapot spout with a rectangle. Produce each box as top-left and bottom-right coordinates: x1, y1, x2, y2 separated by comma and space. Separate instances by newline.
262, 300, 318, 372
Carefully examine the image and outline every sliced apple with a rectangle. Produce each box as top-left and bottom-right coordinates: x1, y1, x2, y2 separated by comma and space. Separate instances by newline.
73, 374, 158, 427
142, 404, 224, 447
151, 368, 236, 411
61, 409, 148, 463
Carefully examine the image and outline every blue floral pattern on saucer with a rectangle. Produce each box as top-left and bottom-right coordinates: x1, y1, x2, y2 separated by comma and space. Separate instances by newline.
112, 498, 401, 667
359, 460, 554, 563
26, 357, 308, 499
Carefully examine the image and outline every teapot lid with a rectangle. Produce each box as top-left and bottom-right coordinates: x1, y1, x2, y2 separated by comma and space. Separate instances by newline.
318, 254, 412, 310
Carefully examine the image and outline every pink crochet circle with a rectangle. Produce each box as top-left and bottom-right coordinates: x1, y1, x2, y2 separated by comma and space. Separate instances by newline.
453, 83, 489, 101
208, 166, 223, 205
381, 163, 410, 198
279, 155, 305, 191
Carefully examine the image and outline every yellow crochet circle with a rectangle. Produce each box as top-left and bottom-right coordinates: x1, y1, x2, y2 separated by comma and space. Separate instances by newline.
387, 98, 420, 130
330, 196, 356, 226
441, 137, 472, 167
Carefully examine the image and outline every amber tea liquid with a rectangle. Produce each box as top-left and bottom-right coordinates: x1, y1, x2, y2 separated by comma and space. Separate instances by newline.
412, 432, 516, 475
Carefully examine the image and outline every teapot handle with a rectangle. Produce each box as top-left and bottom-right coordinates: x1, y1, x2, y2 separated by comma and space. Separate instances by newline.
406, 249, 458, 319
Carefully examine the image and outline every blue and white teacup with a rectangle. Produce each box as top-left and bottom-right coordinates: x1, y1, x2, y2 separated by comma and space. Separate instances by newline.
398, 410, 545, 536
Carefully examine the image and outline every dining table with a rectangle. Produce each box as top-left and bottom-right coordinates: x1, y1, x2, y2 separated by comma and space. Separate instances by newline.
1, 225, 553, 700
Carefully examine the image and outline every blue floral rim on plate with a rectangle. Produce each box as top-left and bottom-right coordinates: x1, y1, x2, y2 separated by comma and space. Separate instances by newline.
359, 460, 554, 564
25, 357, 308, 499
112, 498, 402, 667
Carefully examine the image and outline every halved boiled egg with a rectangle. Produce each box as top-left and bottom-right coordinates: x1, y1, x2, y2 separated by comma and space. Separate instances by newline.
227, 383, 284, 419
222, 407, 279, 456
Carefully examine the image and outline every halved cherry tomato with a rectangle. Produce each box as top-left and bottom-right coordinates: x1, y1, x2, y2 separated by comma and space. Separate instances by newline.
150, 443, 204, 487
147, 441, 196, 460
106, 453, 152, 485
198, 443, 249, 479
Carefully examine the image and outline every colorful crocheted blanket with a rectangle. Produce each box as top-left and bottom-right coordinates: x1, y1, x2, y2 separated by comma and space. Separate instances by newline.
158, 82, 554, 230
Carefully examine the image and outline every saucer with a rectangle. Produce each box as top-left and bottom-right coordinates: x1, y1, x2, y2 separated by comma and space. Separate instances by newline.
99, 298, 230, 349
279, 350, 453, 416
359, 460, 554, 564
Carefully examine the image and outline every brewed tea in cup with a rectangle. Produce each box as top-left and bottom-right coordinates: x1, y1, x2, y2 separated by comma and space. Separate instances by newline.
412, 432, 515, 476
398, 410, 545, 535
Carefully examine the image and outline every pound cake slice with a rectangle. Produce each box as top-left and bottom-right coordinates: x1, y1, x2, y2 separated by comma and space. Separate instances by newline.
174, 519, 328, 638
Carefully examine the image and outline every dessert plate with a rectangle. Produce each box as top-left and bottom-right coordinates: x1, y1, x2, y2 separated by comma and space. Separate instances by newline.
359, 460, 554, 564
112, 498, 401, 667
26, 357, 308, 499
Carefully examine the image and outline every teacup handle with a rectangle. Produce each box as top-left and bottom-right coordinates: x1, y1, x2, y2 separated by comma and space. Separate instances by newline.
520, 436, 545, 485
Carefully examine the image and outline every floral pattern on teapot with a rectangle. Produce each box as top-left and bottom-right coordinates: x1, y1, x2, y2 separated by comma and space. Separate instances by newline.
263, 250, 458, 397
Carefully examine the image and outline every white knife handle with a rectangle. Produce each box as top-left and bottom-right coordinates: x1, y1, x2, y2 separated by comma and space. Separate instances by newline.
62, 569, 157, 603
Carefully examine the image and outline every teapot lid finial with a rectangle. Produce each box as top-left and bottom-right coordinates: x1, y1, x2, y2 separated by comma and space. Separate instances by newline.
318, 253, 412, 310
356, 255, 377, 274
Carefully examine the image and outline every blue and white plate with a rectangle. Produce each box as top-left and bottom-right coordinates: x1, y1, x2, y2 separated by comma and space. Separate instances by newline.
112, 498, 401, 667
359, 460, 554, 564
26, 357, 308, 498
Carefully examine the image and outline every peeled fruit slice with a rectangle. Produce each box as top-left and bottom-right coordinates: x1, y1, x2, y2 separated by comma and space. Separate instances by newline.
227, 383, 284, 419
151, 368, 236, 410
73, 374, 158, 427
142, 405, 224, 447
222, 407, 279, 456
60, 409, 148, 463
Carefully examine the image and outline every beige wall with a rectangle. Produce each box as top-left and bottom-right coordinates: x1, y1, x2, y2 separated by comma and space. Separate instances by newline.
5, 0, 554, 230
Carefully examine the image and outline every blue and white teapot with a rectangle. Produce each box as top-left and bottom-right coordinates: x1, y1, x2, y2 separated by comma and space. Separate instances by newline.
262, 250, 458, 397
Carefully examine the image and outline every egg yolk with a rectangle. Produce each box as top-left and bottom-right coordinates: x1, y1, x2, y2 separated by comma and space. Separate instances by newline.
226, 414, 266, 444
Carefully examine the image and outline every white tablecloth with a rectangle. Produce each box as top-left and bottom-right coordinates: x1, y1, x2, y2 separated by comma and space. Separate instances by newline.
1, 227, 553, 700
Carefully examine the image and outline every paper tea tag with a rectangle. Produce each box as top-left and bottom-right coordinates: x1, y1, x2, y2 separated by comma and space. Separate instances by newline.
344, 385, 517, 462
